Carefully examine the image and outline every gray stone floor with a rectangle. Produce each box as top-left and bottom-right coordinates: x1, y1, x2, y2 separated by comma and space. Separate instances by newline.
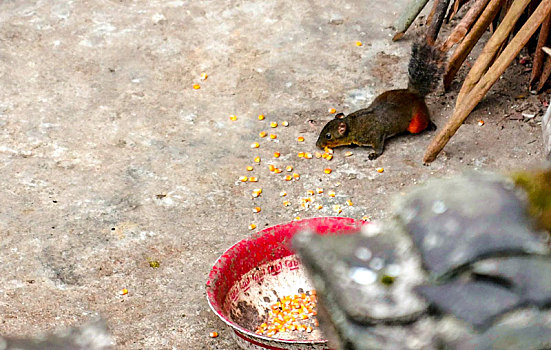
0, 1, 545, 349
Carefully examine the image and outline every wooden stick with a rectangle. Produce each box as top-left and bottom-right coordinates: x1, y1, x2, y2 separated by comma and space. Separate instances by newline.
427, 0, 452, 44
456, 0, 532, 105
426, 0, 441, 25
448, 0, 471, 21
443, 0, 504, 90
441, 0, 492, 51
393, 0, 431, 41
424, 0, 551, 163
537, 54, 551, 90
530, 12, 551, 89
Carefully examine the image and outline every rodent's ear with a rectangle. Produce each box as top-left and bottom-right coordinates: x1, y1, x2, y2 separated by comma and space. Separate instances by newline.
335, 113, 345, 119
337, 121, 347, 136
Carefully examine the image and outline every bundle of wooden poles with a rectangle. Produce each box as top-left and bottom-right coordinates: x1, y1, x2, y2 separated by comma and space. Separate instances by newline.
393, 0, 551, 163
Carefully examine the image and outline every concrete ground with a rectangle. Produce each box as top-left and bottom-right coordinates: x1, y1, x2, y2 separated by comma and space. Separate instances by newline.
0, 0, 546, 349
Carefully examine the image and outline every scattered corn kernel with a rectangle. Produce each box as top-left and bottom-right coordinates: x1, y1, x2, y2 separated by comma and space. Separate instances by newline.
209, 331, 218, 338
345, 151, 353, 157
283, 200, 291, 206
119, 288, 128, 296
274, 168, 282, 174
324, 168, 332, 174
285, 175, 292, 181
253, 207, 261, 213
269, 134, 277, 139
292, 173, 300, 180
315, 152, 322, 158
297, 152, 305, 158
270, 121, 278, 128
280, 191, 287, 197
249, 176, 258, 182
294, 216, 301, 221
297, 136, 305, 142
361, 215, 372, 222
192, 83, 201, 90
347, 199, 354, 206
286, 165, 293, 172
230, 115, 238, 121
268, 164, 275, 172
307, 190, 315, 196
252, 189, 262, 197
258, 114, 265, 120
249, 224, 257, 230
356, 41, 363, 46
200, 72, 208, 80
282, 121, 289, 127
316, 204, 323, 210
274, 152, 281, 158
239, 176, 248, 182
304, 152, 313, 159
251, 142, 260, 148
376, 167, 384, 173
316, 188, 324, 194
328, 190, 336, 197
329, 108, 336, 114
333, 205, 342, 214
478, 120, 485, 126
259, 131, 267, 138
254, 156, 261, 163
324, 147, 334, 154
325, 153, 333, 160
246, 166, 254, 171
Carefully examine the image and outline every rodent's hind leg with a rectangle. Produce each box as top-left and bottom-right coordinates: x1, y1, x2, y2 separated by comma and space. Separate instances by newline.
366, 135, 385, 160
427, 120, 437, 131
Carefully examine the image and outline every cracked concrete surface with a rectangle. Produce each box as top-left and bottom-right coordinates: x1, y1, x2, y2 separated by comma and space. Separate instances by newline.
0, 0, 546, 349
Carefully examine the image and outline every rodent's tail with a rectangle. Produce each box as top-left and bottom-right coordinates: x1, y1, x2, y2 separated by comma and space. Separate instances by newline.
407, 40, 445, 97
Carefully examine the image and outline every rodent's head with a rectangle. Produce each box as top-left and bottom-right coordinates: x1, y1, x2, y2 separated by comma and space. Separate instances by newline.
316, 113, 351, 149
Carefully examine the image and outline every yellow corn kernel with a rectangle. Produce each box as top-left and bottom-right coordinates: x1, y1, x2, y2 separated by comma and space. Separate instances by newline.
280, 191, 287, 197
328, 108, 336, 114
304, 152, 313, 159
259, 131, 267, 138
230, 115, 237, 121
248, 224, 257, 230
274, 152, 280, 158
315, 152, 322, 158
253, 206, 261, 213
252, 189, 262, 197
119, 288, 128, 295
316, 204, 323, 210
283, 200, 291, 207
333, 205, 342, 214
285, 175, 292, 181
324, 168, 332, 174
249, 176, 258, 182
192, 83, 201, 90
246, 166, 254, 171
345, 151, 353, 157
356, 41, 363, 46
324, 147, 334, 154
307, 190, 315, 196
274, 168, 282, 174
254, 156, 261, 163
200, 72, 208, 80
347, 199, 353, 206
239, 176, 248, 182
478, 120, 485, 126
376, 167, 384, 173
297, 136, 305, 142
267, 164, 275, 172
325, 154, 333, 161
269, 134, 277, 139
209, 331, 219, 338
328, 190, 336, 197
297, 152, 305, 158
316, 188, 324, 194
250, 142, 260, 148
361, 215, 371, 222
286, 165, 293, 172
294, 216, 301, 221
282, 121, 289, 127
258, 114, 265, 120
270, 121, 278, 128
292, 173, 300, 180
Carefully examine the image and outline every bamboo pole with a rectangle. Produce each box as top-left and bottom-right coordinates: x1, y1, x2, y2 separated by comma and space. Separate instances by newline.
424, 0, 551, 163
441, 0, 492, 51
456, 0, 532, 105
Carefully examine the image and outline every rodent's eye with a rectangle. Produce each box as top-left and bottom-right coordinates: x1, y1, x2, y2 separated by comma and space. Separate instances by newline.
325, 133, 332, 140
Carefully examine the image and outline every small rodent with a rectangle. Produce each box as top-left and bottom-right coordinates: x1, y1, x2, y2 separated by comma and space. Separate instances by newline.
316, 40, 444, 159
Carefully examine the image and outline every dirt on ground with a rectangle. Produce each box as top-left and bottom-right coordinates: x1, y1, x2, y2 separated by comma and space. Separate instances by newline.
0, 1, 547, 349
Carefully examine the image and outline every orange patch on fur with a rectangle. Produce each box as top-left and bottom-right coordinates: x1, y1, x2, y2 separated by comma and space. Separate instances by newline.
408, 111, 429, 133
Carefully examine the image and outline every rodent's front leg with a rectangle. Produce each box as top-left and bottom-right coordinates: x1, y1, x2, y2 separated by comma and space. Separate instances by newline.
358, 134, 385, 160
